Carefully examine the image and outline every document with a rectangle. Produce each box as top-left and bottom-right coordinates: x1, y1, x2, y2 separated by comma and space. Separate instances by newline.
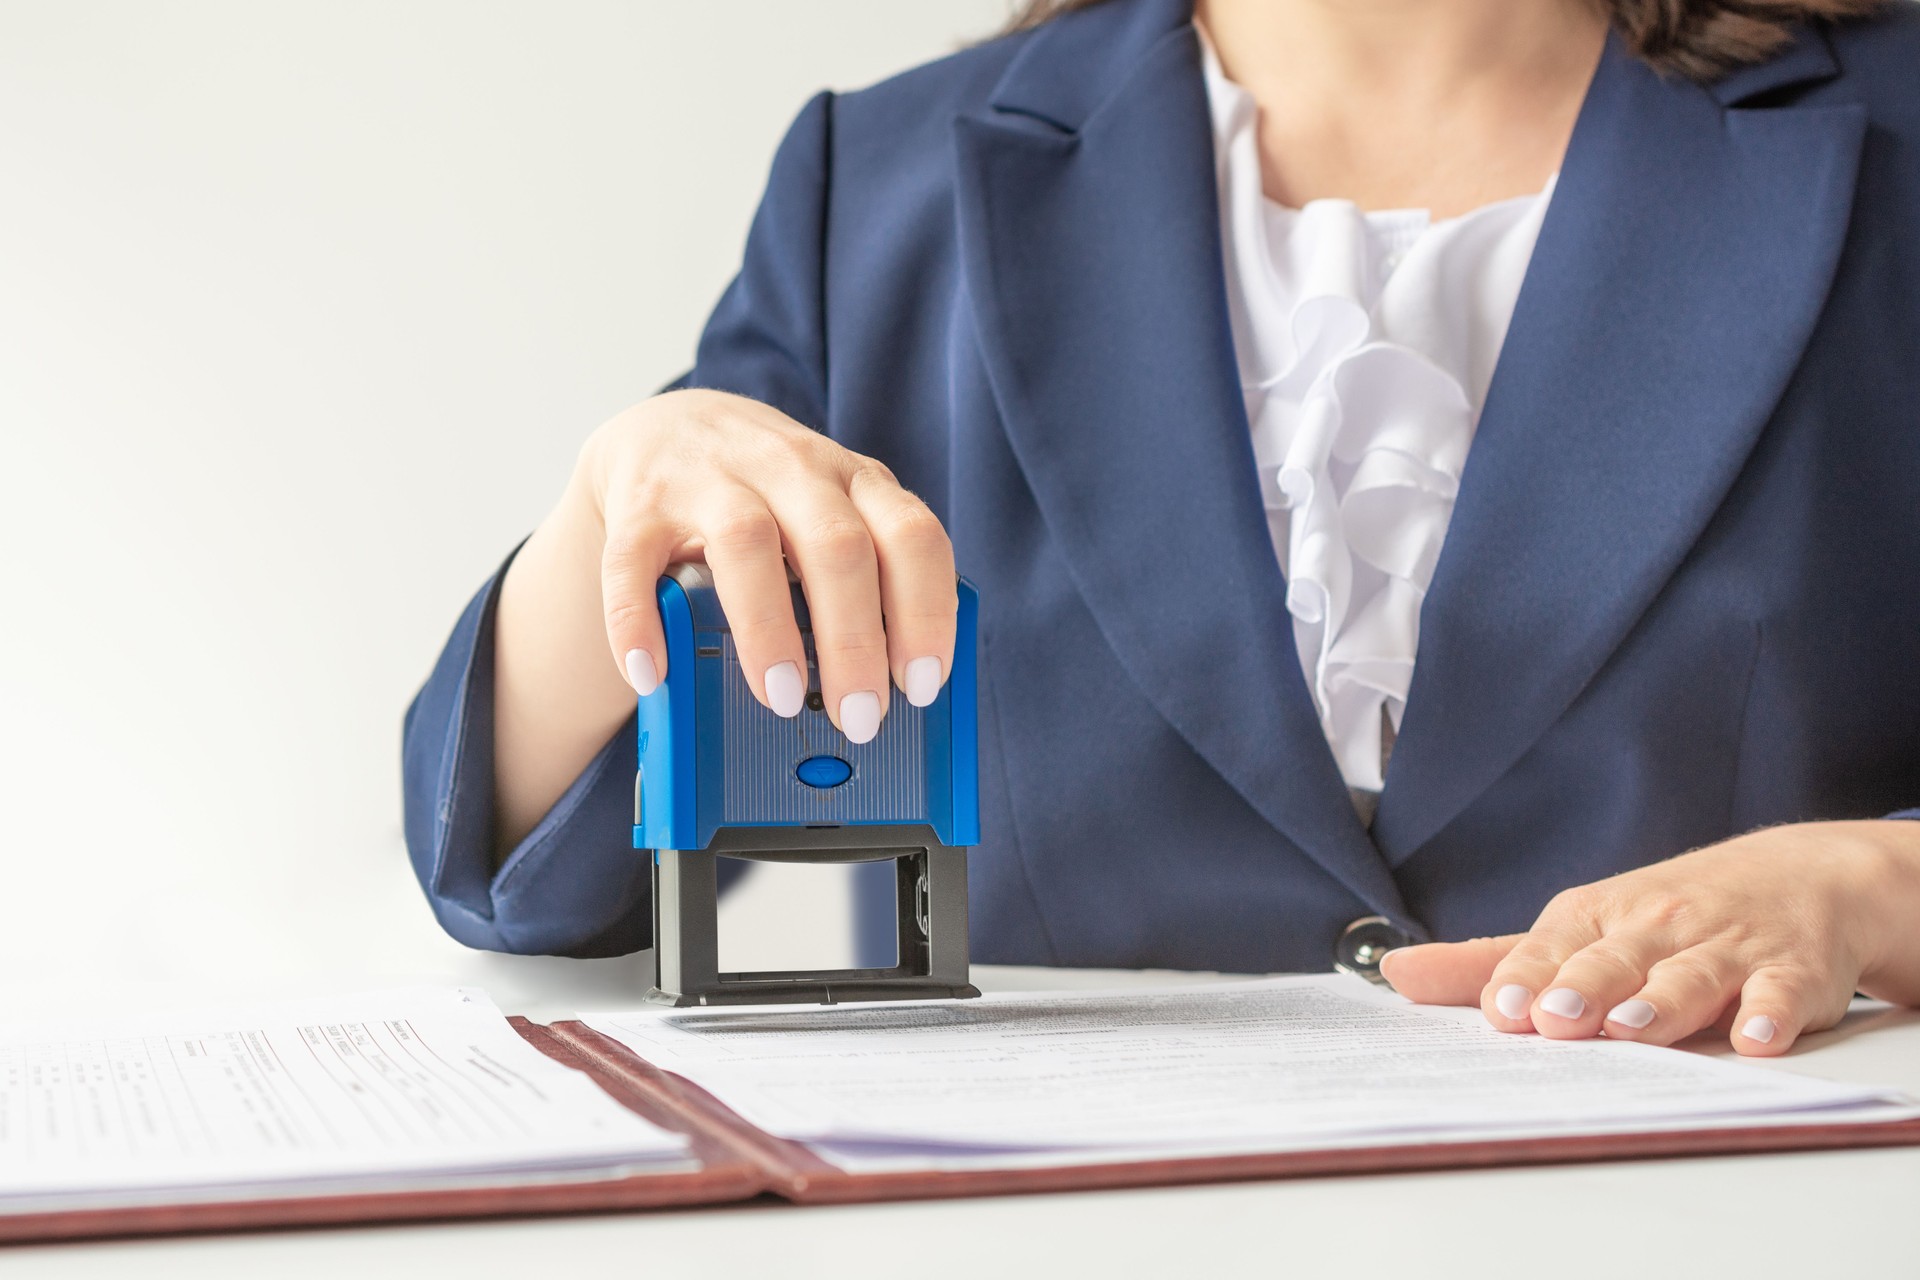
0, 987, 688, 1211
586, 976, 1917, 1172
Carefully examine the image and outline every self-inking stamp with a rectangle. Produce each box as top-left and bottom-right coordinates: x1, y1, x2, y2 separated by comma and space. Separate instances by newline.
635, 565, 981, 1007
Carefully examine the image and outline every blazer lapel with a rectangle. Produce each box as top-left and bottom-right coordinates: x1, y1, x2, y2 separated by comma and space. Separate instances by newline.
1372, 31, 1867, 863
953, 0, 1410, 922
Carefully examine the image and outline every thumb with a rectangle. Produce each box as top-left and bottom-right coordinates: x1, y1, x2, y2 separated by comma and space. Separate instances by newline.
1379, 935, 1524, 1006
601, 530, 672, 697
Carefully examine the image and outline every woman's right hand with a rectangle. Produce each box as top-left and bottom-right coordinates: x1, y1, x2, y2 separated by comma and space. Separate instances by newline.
490, 389, 957, 856
582, 388, 957, 743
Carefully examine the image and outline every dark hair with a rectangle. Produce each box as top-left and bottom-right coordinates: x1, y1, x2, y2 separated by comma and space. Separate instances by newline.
999, 0, 1883, 82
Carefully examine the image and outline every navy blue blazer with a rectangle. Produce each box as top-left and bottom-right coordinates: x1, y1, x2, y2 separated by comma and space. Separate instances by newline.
404, 0, 1920, 972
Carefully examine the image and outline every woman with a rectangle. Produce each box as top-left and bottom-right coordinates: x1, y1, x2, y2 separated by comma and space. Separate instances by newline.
404, 0, 1920, 1055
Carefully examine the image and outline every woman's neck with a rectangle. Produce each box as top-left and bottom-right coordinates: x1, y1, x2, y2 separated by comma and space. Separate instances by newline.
1195, 0, 1608, 217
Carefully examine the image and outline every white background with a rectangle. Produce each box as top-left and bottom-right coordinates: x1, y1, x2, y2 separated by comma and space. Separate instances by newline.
0, 0, 1009, 1020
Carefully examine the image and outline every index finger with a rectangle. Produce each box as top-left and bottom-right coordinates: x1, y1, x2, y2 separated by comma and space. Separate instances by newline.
1483, 891, 1606, 1032
846, 464, 957, 707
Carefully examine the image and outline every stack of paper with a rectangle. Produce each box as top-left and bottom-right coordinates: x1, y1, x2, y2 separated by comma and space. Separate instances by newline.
0, 987, 690, 1214
585, 976, 1919, 1173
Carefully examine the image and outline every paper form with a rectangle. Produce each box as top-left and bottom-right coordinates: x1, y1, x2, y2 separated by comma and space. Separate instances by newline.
0, 987, 687, 1209
585, 976, 1916, 1167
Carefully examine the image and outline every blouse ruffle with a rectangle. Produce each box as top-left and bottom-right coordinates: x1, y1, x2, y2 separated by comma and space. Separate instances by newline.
1202, 39, 1554, 796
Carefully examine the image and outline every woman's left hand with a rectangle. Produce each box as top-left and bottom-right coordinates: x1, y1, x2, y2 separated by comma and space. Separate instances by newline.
1378, 821, 1920, 1055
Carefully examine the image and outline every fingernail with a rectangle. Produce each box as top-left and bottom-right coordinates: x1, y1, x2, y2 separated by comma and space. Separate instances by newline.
839, 691, 882, 744
624, 649, 659, 697
764, 662, 805, 718
1741, 1015, 1777, 1044
1539, 988, 1586, 1020
1495, 984, 1533, 1020
1607, 999, 1657, 1030
904, 656, 943, 707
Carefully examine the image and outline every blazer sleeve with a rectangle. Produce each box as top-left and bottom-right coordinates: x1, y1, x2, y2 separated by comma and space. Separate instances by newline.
401, 91, 835, 956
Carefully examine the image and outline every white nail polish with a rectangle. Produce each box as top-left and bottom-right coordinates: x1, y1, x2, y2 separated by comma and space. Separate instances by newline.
765, 662, 805, 718
624, 649, 659, 697
1741, 1015, 1777, 1045
1540, 988, 1586, 1020
1495, 984, 1533, 1020
904, 656, 943, 708
839, 691, 882, 744
1607, 999, 1657, 1030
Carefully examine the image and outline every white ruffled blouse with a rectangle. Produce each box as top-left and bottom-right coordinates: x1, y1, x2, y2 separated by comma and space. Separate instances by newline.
1201, 40, 1555, 810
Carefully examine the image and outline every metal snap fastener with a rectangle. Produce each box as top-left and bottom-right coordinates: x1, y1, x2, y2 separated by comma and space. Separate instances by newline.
1333, 915, 1413, 985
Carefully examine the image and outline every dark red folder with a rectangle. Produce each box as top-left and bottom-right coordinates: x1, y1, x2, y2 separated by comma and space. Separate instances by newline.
6, 1015, 1918, 1245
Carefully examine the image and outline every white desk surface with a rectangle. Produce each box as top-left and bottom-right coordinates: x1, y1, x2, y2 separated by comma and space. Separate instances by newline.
5, 961, 1916, 1280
